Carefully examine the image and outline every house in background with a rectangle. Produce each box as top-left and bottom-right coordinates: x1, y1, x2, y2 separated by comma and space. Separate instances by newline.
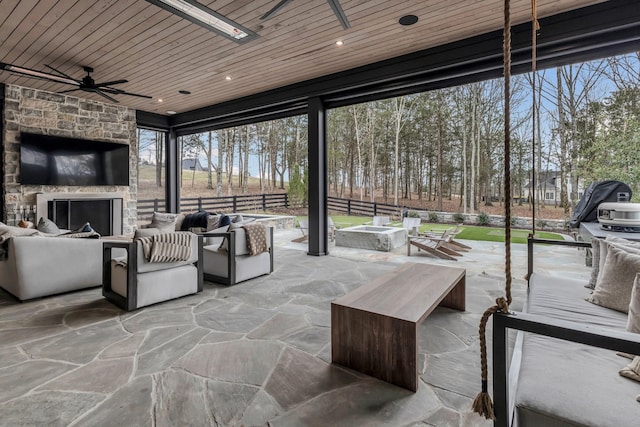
182, 158, 205, 171
524, 171, 585, 205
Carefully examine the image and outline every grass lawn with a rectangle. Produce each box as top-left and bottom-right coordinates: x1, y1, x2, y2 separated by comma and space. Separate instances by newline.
296, 215, 565, 244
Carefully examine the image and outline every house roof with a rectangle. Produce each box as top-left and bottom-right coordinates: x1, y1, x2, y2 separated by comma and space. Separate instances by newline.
0, 0, 622, 120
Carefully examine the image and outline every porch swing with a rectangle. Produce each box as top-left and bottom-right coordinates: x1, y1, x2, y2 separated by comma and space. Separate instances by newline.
473, 2, 640, 426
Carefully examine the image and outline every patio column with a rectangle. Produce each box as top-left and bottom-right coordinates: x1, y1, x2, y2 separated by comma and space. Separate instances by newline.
307, 96, 329, 256
166, 129, 180, 213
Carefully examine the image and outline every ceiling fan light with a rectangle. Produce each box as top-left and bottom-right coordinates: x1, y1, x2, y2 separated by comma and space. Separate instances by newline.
146, 0, 257, 43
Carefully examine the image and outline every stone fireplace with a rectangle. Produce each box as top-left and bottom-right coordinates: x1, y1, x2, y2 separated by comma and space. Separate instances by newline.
36, 192, 124, 236
1, 84, 137, 234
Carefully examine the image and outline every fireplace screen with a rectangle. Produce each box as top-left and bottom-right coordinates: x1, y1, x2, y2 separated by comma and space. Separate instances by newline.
48, 198, 121, 236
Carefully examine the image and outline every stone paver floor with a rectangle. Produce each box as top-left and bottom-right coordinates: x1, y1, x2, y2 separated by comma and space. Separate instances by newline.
0, 229, 589, 426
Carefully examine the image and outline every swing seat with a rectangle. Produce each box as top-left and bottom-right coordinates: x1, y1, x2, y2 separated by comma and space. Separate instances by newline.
492, 237, 640, 427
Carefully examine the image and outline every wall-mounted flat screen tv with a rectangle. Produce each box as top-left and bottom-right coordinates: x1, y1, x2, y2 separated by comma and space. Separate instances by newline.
20, 133, 129, 186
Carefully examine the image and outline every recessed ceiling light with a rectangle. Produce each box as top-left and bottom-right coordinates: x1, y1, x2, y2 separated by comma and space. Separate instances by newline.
158, 98, 164, 103
145, 0, 257, 43
178, 90, 191, 94
399, 15, 418, 26
225, 76, 232, 80
336, 40, 344, 46
167, 110, 177, 115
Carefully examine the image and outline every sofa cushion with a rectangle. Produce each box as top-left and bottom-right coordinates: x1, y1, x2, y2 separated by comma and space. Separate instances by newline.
528, 273, 627, 328
588, 245, 640, 313
515, 334, 640, 427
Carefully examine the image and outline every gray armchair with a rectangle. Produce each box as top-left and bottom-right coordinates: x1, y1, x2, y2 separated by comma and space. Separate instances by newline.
201, 225, 273, 285
102, 233, 203, 311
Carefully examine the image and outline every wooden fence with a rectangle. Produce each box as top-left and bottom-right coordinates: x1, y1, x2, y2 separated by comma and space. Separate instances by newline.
138, 194, 403, 221
138, 193, 289, 220
327, 197, 401, 218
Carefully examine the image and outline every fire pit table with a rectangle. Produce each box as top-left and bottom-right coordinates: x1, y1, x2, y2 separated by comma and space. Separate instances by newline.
335, 225, 407, 252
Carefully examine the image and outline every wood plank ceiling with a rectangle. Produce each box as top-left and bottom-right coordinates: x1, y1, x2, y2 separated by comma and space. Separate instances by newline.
0, 0, 606, 115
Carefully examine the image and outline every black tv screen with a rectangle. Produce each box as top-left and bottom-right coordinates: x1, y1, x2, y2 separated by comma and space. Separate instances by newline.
20, 133, 129, 186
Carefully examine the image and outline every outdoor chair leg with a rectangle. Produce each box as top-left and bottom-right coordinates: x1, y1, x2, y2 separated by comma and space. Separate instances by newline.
438, 245, 463, 257
409, 240, 456, 261
449, 239, 471, 250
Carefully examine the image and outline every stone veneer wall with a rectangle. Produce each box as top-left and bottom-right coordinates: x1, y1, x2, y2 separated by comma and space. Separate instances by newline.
1, 84, 137, 234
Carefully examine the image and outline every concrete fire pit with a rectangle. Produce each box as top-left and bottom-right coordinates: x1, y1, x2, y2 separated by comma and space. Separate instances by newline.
335, 225, 408, 252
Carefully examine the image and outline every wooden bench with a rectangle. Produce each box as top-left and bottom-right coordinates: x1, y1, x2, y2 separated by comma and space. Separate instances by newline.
331, 262, 466, 391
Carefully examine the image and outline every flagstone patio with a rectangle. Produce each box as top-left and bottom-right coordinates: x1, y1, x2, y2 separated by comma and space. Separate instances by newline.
0, 229, 589, 426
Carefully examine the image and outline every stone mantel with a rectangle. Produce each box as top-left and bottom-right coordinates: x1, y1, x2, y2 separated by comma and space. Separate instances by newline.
1, 84, 137, 234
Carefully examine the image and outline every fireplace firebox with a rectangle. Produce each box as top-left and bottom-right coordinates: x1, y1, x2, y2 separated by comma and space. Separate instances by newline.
36, 193, 124, 236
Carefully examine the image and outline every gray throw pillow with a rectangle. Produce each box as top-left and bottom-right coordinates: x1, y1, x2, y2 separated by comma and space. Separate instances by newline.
587, 245, 640, 313
586, 238, 601, 289
37, 217, 61, 234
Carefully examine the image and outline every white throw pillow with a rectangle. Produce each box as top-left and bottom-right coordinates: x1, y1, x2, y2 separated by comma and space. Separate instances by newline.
149, 212, 178, 232
627, 273, 640, 333
588, 245, 640, 313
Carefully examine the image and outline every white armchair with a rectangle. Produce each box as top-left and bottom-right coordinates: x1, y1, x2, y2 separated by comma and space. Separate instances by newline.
201, 225, 273, 285
102, 233, 203, 311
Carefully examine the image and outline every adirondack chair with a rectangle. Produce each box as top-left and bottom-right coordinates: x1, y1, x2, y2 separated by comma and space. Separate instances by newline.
407, 229, 462, 260
402, 217, 422, 236
292, 218, 336, 243
424, 223, 471, 251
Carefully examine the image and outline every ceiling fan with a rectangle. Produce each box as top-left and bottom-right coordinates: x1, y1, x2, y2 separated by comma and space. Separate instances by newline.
261, 0, 350, 29
0, 62, 152, 103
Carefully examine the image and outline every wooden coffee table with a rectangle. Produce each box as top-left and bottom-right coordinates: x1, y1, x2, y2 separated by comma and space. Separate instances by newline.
331, 262, 466, 391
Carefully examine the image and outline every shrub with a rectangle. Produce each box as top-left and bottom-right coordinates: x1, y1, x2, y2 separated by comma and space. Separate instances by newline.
428, 212, 438, 223
287, 163, 307, 207
477, 211, 490, 226
510, 216, 518, 227
453, 213, 465, 223
536, 219, 548, 229
408, 210, 421, 218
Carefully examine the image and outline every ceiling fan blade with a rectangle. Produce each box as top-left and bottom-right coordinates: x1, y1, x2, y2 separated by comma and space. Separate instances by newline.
44, 64, 79, 82
95, 79, 128, 87
0, 62, 79, 86
326, 0, 350, 29
100, 87, 152, 99
58, 88, 83, 94
93, 88, 119, 103
261, 0, 292, 20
